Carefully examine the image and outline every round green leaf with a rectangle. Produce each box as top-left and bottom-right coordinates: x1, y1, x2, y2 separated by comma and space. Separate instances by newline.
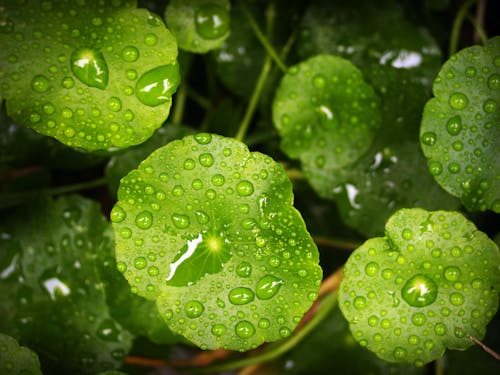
420, 37, 500, 212
0, 333, 42, 375
165, 0, 231, 54
272, 54, 380, 194
339, 208, 500, 366
112, 133, 322, 351
0, 195, 133, 373
0, 0, 179, 151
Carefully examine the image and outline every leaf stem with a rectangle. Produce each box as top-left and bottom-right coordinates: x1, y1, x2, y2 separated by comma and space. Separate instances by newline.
313, 236, 362, 251
449, 0, 478, 55
194, 291, 338, 374
468, 335, 500, 360
466, 13, 488, 45
239, 1, 288, 73
435, 357, 445, 375
171, 84, 187, 125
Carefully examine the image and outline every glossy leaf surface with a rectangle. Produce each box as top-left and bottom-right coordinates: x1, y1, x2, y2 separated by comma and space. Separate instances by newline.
0, 195, 133, 373
112, 133, 322, 350
420, 37, 500, 212
339, 208, 500, 365
0, 0, 178, 151
165, 0, 230, 53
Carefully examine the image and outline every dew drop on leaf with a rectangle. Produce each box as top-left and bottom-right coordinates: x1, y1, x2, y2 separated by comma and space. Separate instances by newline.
228, 287, 255, 305
256, 275, 283, 300
236, 180, 254, 196
31, 74, 49, 93
135, 210, 153, 229
235, 320, 255, 338
195, 3, 230, 40
487, 73, 500, 89
211, 324, 226, 336
70, 48, 109, 89
401, 274, 438, 307
96, 319, 120, 342
171, 213, 190, 229
448, 92, 469, 110
236, 261, 252, 277
121, 45, 139, 62
199, 153, 214, 167
135, 64, 180, 106
134, 256, 147, 270
185, 300, 204, 318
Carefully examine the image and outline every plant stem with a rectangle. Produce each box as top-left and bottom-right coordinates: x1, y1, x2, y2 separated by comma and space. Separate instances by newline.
195, 291, 338, 374
286, 168, 305, 181
449, 0, 478, 55
239, 1, 288, 73
468, 335, 500, 360
466, 13, 488, 44
186, 87, 211, 110
171, 84, 187, 125
313, 236, 362, 251
435, 357, 445, 375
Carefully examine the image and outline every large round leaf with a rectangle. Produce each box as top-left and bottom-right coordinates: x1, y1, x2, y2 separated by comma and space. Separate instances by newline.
165, 0, 230, 54
0, 333, 42, 375
272, 54, 380, 195
420, 37, 500, 212
112, 133, 322, 350
0, 0, 179, 151
339, 208, 500, 365
0, 195, 133, 373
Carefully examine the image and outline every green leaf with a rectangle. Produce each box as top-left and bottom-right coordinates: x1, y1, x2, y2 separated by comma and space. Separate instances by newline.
0, 0, 179, 151
165, 0, 231, 54
112, 133, 322, 351
420, 37, 500, 212
105, 124, 194, 196
339, 208, 500, 366
0, 333, 42, 375
297, 0, 442, 88
0, 195, 133, 373
272, 54, 380, 194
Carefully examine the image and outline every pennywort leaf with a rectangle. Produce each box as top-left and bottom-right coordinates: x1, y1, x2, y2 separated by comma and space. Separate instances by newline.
0, 333, 42, 375
0, 0, 179, 151
339, 208, 500, 366
420, 36, 500, 212
112, 133, 322, 351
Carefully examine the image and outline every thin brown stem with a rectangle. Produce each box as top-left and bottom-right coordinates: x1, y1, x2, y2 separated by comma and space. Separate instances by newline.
468, 335, 500, 360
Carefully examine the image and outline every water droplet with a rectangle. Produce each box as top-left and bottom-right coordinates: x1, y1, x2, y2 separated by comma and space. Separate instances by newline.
487, 73, 500, 89
236, 262, 252, 277
135, 211, 153, 229
236, 180, 254, 196
353, 296, 367, 309
144, 32, 158, 46
421, 132, 437, 146
402, 228, 413, 240
120, 227, 132, 239
434, 322, 447, 336
211, 174, 225, 186
483, 98, 496, 113
449, 292, 464, 306
194, 133, 212, 144
258, 318, 270, 329
148, 266, 159, 276
194, 3, 230, 40
235, 320, 255, 338
412, 312, 426, 326
365, 262, 379, 276
199, 153, 214, 167
0, 17, 14, 33
393, 347, 407, 359
134, 256, 147, 270
110, 205, 126, 223
107, 97, 122, 112
96, 319, 120, 342
171, 213, 190, 229
195, 210, 209, 224
228, 287, 255, 305
449, 92, 468, 110
447, 162, 461, 174
256, 275, 283, 300
211, 324, 226, 336
31, 74, 49, 92
428, 161, 443, 176
312, 74, 326, 88
184, 158, 195, 170
121, 45, 139, 62
70, 47, 109, 89
185, 300, 204, 318
135, 63, 180, 106
116, 261, 127, 273
401, 274, 438, 307
279, 326, 292, 338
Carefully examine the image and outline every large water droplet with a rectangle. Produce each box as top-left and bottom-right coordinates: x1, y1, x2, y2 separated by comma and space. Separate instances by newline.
41, 275, 71, 300
135, 63, 180, 106
235, 320, 255, 338
70, 48, 109, 89
194, 3, 230, 40
171, 213, 190, 229
449, 92, 468, 110
110, 205, 126, 223
446, 115, 462, 135
256, 275, 283, 300
236, 262, 252, 277
421, 132, 437, 146
185, 300, 204, 318
228, 287, 255, 305
199, 153, 214, 167
31, 74, 49, 92
121, 45, 139, 62
135, 210, 153, 229
211, 324, 226, 336
401, 274, 438, 307
134, 256, 147, 270
236, 180, 254, 196
487, 73, 500, 90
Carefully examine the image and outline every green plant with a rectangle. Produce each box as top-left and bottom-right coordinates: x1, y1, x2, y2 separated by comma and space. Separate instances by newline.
0, 0, 499, 374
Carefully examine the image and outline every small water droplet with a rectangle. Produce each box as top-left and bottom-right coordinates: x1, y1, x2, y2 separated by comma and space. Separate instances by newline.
195, 210, 209, 224
236, 180, 254, 196
199, 153, 214, 167
365, 262, 379, 276
353, 296, 367, 309
421, 132, 437, 146
120, 227, 132, 239
228, 287, 255, 305
194, 133, 212, 144
428, 161, 443, 176
449, 292, 464, 306
184, 158, 195, 170
121, 45, 139, 62
434, 322, 447, 336
185, 300, 204, 318
148, 266, 159, 276
465, 66, 476, 77
211, 324, 226, 336
236, 262, 252, 277
211, 174, 225, 186
194, 3, 230, 40
487, 73, 500, 90
258, 318, 270, 329
144, 32, 158, 46
312, 74, 326, 88
279, 326, 291, 338
256, 275, 283, 300
31, 74, 49, 92
135, 63, 180, 106
110, 205, 126, 223
171, 213, 190, 229
116, 261, 127, 273
134, 256, 147, 270
412, 312, 426, 326
107, 96, 122, 112
482, 98, 496, 113
135, 210, 153, 229
235, 320, 255, 338
449, 92, 469, 110
70, 47, 109, 89
401, 274, 438, 307
393, 347, 407, 359
402, 228, 413, 240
